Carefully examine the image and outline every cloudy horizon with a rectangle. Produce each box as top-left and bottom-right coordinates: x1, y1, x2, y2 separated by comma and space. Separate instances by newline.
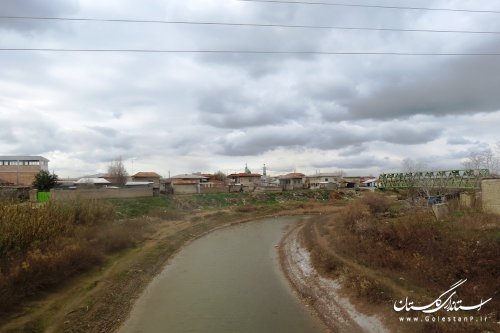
1, 0, 499, 178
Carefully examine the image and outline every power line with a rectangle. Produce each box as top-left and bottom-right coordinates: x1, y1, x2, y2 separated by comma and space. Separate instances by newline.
1, 48, 500, 56
1, 15, 500, 35
236, 0, 500, 14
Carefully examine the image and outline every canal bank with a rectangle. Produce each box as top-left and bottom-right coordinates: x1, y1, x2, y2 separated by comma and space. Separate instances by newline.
119, 216, 328, 333
279, 223, 389, 333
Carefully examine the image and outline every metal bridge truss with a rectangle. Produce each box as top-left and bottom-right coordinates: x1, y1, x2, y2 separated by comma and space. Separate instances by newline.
378, 169, 490, 190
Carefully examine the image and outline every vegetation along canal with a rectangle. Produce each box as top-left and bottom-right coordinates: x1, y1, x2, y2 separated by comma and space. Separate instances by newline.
118, 216, 326, 333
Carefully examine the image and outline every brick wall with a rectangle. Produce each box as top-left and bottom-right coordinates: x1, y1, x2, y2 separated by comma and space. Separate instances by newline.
481, 179, 500, 215
0, 172, 38, 186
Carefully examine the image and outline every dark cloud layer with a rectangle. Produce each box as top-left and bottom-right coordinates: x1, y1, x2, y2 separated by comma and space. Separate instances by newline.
346, 53, 500, 120
0, 0, 78, 32
1, 0, 499, 176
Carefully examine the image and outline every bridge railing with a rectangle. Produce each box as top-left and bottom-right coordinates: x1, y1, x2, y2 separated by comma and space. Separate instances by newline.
378, 169, 490, 190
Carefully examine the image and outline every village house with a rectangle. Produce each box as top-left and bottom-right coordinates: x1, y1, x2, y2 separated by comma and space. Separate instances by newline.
192, 173, 227, 187
0, 156, 49, 186
166, 174, 209, 194
279, 173, 305, 190
305, 173, 341, 190
79, 173, 120, 186
132, 172, 161, 189
341, 176, 361, 189
227, 172, 262, 192
360, 177, 379, 188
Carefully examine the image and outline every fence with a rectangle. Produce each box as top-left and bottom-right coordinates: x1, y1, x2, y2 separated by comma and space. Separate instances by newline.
379, 169, 490, 190
50, 188, 153, 201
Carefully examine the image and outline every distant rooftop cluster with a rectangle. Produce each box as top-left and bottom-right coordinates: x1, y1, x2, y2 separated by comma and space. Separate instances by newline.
1, 156, 380, 194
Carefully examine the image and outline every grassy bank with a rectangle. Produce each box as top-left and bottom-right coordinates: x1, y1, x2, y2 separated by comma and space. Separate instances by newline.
302, 192, 499, 333
0, 200, 154, 315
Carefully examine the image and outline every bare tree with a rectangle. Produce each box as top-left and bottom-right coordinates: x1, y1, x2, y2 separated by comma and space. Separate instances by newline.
214, 171, 227, 182
401, 158, 429, 203
107, 157, 128, 187
401, 158, 428, 174
462, 149, 500, 175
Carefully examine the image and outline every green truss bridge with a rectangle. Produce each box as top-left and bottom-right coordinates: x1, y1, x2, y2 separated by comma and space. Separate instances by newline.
378, 169, 490, 190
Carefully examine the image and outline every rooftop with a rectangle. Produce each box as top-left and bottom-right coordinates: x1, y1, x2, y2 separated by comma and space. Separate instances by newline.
133, 172, 161, 178
306, 173, 342, 178
126, 181, 152, 186
171, 174, 208, 179
75, 178, 111, 184
280, 173, 305, 179
227, 173, 262, 178
0, 155, 49, 162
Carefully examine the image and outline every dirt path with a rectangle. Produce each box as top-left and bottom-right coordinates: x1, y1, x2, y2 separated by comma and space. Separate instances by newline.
279, 222, 390, 333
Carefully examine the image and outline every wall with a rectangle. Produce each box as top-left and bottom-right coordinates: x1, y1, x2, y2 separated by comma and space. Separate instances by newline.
254, 186, 282, 192
238, 177, 259, 186
200, 186, 228, 194
173, 184, 199, 194
459, 192, 475, 209
282, 184, 305, 191
51, 188, 153, 200
229, 185, 243, 193
481, 179, 500, 215
0, 164, 43, 186
0, 171, 39, 186
228, 184, 256, 193
0, 188, 19, 201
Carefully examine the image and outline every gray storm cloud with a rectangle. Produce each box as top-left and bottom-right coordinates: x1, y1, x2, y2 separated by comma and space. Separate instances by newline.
0, 0, 499, 176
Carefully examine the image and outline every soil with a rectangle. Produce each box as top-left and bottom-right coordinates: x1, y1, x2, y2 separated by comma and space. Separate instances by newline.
279, 220, 390, 333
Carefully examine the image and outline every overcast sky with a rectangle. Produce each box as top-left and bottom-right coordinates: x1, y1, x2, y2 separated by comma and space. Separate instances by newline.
1, 0, 499, 177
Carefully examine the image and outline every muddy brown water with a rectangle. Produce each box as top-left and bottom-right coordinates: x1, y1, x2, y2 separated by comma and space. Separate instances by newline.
119, 216, 326, 333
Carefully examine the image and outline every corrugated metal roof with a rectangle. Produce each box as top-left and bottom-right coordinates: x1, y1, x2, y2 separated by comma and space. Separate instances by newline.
0, 155, 49, 162
75, 178, 111, 184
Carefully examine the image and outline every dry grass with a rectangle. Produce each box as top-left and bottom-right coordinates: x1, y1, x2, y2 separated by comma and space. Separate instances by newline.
303, 192, 499, 332
0, 200, 154, 313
